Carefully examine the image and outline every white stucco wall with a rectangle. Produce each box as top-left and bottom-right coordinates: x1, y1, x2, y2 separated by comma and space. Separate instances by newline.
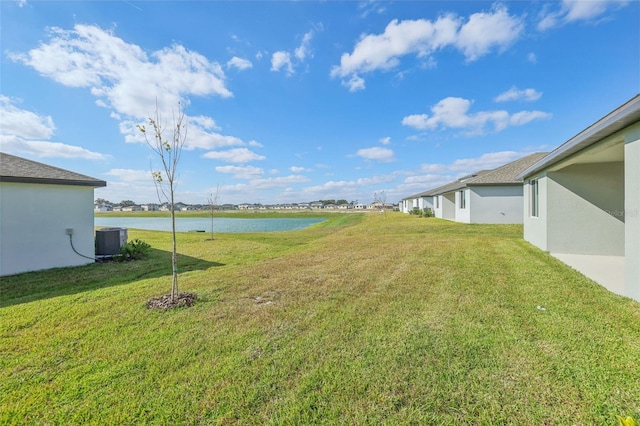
0, 182, 96, 276
469, 185, 524, 224
523, 174, 549, 250
624, 125, 640, 300
441, 192, 455, 220
454, 189, 471, 223
546, 162, 625, 256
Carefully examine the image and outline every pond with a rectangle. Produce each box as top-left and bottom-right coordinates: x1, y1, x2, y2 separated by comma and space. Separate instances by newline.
94, 217, 325, 233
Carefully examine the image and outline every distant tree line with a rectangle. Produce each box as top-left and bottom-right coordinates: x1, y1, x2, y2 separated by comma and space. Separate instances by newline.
96, 198, 359, 207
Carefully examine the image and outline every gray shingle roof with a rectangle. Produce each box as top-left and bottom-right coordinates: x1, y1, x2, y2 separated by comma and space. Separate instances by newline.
466, 152, 549, 185
422, 153, 548, 196
423, 170, 493, 196
0, 152, 106, 187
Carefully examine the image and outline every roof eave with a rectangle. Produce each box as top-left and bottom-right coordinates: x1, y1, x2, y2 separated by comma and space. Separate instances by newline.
0, 176, 107, 187
517, 94, 640, 179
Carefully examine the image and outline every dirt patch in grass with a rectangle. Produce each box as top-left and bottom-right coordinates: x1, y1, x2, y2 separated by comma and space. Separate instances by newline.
146, 293, 197, 310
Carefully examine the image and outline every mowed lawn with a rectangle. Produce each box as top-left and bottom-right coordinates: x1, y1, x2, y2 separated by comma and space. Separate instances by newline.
1, 213, 639, 424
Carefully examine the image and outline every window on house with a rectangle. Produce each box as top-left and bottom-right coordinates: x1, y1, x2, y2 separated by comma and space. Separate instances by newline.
530, 179, 539, 217
459, 190, 466, 209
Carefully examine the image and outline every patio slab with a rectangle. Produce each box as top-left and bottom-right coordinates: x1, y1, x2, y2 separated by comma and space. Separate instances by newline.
551, 253, 625, 297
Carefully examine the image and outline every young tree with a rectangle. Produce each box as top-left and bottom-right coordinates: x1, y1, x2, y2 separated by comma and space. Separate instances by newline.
207, 184, 221, 241
373, 191, 387, 217
137, 102, 186, 303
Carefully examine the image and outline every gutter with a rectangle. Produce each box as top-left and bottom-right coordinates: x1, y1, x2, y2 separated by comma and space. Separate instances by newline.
517, 94, 640, 179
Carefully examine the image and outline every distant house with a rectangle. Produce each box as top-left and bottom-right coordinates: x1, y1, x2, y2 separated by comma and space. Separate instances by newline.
518, 95, 640, 302
141, 203, 159, 211
0, 153, 106, 276
427, 153, 548, 224
94, 204, 112, 212
400, 190, 433, 214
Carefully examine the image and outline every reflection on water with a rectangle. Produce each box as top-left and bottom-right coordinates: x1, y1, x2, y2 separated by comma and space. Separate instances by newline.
94, 217, 325, 233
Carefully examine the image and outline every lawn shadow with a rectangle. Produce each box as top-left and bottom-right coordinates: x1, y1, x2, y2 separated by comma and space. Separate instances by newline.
0, 248, 224, 308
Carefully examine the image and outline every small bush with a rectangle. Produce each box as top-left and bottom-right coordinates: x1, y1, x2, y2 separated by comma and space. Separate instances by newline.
115, 239, 150, 261
410, 208, 434, 218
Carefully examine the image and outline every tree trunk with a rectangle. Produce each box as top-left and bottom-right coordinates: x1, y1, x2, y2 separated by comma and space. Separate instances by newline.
170, 191, 178, 302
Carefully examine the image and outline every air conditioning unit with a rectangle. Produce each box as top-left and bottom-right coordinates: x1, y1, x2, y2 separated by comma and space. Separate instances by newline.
95, 228, 128, 255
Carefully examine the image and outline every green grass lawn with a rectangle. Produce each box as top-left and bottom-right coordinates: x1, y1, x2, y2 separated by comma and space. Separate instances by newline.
2, 213, 639, 424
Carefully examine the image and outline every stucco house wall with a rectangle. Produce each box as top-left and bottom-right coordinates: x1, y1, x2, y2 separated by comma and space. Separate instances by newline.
0, 183, 97, 275
0, 153, 106, 276
441, 193, 455, 220
519, 95, 640, 302
546, 162, 625, 256
469, 185, 524, 224
424, 153, 547, 225
400, 193, 433, 214
454, 189, 471, 223
523, 174, 549, 250
624, 124, 640, 299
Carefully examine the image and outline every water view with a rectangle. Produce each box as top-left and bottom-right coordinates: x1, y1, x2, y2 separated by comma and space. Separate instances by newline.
94, 217, 325, 233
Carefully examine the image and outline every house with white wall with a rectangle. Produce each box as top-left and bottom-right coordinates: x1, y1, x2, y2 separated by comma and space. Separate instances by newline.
426, 153, 548, 224
400, 190, 434, 214
518, 95, 640, 302
0, 153, 106, 276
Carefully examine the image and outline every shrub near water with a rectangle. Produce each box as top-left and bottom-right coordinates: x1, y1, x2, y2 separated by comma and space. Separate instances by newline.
1, 213, 639, 424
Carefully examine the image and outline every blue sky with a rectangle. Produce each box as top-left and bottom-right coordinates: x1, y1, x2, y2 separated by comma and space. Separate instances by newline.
1, 0, 638, 205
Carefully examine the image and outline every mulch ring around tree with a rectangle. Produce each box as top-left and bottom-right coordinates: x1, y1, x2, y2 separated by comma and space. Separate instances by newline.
146, 293, 197, 310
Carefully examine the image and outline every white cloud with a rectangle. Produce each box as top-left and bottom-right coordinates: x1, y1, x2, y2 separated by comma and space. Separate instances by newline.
294, 30, 315, 61
0, 95, 108, 160
271, 51, 294, 75
402, 96, 550, 135
358, 0, 388, 18
271, 27, 320, 76
527, 52, 537, 63
203, 147, 266, 163
495, 86, 543, 102
448, 151, 525, 171
223, 175, 310, 192
401, 114, 429, 130
356, 147, 395, 162
538, 0, 629, 30
343, 74, 366, 92
0, 95, 55, 140
509, 110, 552, 126
379, 136, 391, 145
331, 6, 523, 90
8, 24, 254, 158
10, 25, 231, 119
227, 56, 253, 71
0, 136, 109, 160
420, 150, 528, 176
455, 6, 524, 61
215, 165, 264, 179
104, 168, 152, 182
290, 166, 311, 173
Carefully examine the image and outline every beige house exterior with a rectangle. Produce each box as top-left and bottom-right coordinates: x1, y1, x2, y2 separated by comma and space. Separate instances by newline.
0, 153, 106, 276
518, 95, 640, 302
